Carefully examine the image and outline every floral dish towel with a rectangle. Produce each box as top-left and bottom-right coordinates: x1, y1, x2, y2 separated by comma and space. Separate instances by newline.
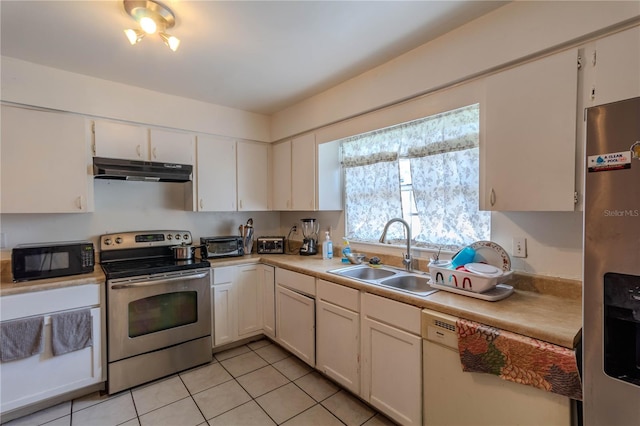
456, 318, 582, 400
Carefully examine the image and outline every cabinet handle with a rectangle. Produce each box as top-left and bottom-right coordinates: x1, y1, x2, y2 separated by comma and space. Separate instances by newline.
239, 200, 243, 210
77, 196, 84, 210
199, 199, 204, 210
136, 144, 142, 157
152, 147, 157, 159
286, 200, 290, 209
490, 188, 496, 207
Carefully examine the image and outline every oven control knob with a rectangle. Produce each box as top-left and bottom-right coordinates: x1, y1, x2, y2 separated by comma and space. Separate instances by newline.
104, 238, 112, 246
175, 234, 181, 240
167, 234, 172, 240
115, 237, 123, 244
183, 233, 189, 241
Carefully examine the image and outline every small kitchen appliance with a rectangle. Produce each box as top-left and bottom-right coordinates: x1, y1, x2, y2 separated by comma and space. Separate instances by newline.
99, 230, 211, 394
256, 236, 286, 254
200, 236, 244, 258
12, 241, 94, 282
299, 218, 319, 256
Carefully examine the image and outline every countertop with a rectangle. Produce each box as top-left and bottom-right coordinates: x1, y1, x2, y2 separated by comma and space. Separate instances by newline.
0, 254, 582, 349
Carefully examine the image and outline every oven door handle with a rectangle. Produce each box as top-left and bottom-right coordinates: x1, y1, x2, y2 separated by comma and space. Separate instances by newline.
110, 271, 209, 290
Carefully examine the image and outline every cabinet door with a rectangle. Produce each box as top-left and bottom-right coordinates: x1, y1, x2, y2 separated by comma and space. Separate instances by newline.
275, 284, 315, 366
1, 106, 93, 213
0, 307, 103, 413
316, 299, 360, 394
272, 140, 292, 210
361, 316, 422, 425
212, 282, 235, 347
483, 49, 578, 211
236, 264, 263, 338
196, 136, 236, 211
593, 26, 640, 106
291, 134, 316, 210
237, 141, 269, 211
149, 128, 195, 165
261, 265, 276, 339
93, 120, 148, 161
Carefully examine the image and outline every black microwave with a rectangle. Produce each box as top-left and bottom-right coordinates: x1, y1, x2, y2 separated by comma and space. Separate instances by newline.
12, 241, 95, 282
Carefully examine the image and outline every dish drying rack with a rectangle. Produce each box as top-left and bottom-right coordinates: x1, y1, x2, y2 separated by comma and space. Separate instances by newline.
428, 262, 514, 301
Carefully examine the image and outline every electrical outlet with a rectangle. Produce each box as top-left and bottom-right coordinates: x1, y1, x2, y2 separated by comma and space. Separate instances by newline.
513, 237, 527, 258
291, 225, 298, 235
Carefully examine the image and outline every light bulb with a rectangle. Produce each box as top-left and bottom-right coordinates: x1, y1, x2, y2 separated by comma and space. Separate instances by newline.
124, 29, 145, 45
139, 16, 157, 34
160, 33, 181, 52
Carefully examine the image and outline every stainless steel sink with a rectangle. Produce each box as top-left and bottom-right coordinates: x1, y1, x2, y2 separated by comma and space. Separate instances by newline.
378, 275, 433, 296
329, 265, 397, 280
328, 265, 437, 297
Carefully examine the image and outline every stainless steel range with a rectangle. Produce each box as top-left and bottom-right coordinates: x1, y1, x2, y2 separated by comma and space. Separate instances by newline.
100, 230, 212, 394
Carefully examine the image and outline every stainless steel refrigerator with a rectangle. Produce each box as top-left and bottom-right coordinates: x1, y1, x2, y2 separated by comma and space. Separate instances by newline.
584, 96, 640, 425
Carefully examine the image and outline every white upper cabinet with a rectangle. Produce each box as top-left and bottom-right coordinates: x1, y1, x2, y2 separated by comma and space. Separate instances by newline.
482, 49, 578, 211
591, 26, 640, 106
291, 133, 316, 211
272, 140, 292, 210
93, 121, 194, 165
1, 105, 94, 213
271, 134, 342, 211
93, 120, 149, 161
149, 128, 195, 165
194, 135, 237, 212
237, 141, 269, 211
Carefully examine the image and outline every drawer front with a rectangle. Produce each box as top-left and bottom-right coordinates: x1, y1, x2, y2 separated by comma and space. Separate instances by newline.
317, 279, 359, 312
1, 284, 101, 321
276, 268, 315, 296
362, 292, 420, 335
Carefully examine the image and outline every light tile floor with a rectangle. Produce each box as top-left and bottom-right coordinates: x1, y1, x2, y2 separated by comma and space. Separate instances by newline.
4, 339, 396, 426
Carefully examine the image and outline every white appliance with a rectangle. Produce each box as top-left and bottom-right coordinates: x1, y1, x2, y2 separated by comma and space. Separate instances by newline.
422, 309, 572, 426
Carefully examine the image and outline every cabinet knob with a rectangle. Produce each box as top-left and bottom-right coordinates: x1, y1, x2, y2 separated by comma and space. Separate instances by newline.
239, 200, 243, 209
199, 199, 204, 209
152, 147, 157, 159
136, 144, 142, 157
490, 188, 496, 207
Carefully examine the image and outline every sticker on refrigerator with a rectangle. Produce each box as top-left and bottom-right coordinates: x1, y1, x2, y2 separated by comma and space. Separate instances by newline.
588, 151, 631, 172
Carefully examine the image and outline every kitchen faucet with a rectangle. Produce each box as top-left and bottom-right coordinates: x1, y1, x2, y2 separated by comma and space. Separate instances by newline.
379, 218, 413, 271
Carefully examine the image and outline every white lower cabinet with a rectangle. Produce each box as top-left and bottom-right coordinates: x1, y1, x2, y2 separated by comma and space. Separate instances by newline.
275, 268, 316, 366
212, 266, 236, 347
361, 293, 422, 426
212, 264, 268, 348
236, 264, 264, 339
261, 265, 276, 339
0, 284, 103, 415
316, 280, 360, 394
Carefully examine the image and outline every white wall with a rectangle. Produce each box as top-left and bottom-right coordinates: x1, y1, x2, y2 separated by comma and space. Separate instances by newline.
0, 57, 271, 142
0, 180, 280, 258
271, 1, 640, 141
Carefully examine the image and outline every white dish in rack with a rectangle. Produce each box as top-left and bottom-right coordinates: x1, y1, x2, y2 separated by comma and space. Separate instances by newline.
469, 240, 511, 271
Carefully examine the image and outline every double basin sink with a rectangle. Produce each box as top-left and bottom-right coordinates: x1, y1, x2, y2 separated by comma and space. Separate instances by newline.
328, 264, 437, 297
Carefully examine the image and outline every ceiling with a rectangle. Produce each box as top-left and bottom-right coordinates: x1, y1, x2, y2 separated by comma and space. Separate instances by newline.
1, 1, 507, 115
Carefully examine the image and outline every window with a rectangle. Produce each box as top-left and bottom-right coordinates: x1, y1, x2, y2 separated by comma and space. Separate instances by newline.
341, 104, 489, 252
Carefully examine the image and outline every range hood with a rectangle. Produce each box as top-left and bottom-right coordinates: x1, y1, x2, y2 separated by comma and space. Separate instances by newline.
93, 157, 192, 182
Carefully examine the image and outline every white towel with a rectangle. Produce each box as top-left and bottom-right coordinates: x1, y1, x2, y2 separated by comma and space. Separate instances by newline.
0, 316, 44, 362
51, 309, 93, 356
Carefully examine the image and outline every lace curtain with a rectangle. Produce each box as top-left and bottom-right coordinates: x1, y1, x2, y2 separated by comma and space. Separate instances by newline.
341, 104, 490, 250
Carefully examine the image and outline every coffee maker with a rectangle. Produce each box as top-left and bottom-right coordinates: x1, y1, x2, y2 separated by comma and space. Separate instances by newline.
300, 218, 319, 256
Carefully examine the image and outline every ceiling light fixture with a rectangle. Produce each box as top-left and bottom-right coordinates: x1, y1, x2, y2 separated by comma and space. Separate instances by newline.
123, 0, 181, 52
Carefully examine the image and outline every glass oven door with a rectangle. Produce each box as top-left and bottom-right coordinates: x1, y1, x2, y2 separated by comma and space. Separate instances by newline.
107, 269, 211, 361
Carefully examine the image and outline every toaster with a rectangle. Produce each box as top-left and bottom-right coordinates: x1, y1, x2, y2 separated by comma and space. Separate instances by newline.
256, 236, 286, 254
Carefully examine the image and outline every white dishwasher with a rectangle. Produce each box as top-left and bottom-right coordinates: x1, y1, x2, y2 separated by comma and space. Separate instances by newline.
422, 309, 573, 426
